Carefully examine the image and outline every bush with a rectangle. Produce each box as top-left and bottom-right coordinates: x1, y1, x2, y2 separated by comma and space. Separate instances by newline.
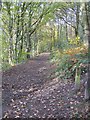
50, 44, 88, 80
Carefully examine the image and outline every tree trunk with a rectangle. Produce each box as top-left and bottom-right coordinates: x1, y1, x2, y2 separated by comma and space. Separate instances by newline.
57, 18, 60, 49
75, 3, 80, 37
66, 12, 68, 42
7, 3, 13, 65
18, 3, 25, 61
84, 2, 90, 113
27, 4, 32, 59
15, 3, 20, 63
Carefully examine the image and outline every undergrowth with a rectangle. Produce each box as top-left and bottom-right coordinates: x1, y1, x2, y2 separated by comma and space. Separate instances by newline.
50, 44, 88, 80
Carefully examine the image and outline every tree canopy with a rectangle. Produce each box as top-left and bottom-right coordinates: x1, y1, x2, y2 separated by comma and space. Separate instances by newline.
1, 1, 90, 118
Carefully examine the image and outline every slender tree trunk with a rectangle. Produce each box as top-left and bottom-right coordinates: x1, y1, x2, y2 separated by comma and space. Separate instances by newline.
57, 18, 60, 49
27, 4, 32, 59
66, 12, 68, 42
53, 24, 56, 48
18, 3, 25, 61
60, 24, 62, 41
7, 3, 13, 64
75, 3, 80, 37
59, 23, 62, 50
84, 2, 90, 113
0, 0, 2, 10
36, 39, 39, 55
70, 14, 73, 38
49, 21, 53, 51
34, 31, 38, 56
15, 3, 20, 63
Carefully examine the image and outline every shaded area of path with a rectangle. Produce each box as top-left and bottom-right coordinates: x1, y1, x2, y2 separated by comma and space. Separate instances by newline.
2, 53, 88, 119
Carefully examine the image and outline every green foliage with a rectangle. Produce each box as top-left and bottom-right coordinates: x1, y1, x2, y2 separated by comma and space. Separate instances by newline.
2, 2, 62, 70
68, 36, 80, 45
2, 62, 11, 71
50, 45, 88, 80
1, 2, 87, 73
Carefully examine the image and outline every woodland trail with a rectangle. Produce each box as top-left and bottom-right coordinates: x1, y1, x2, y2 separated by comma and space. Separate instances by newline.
2, 53, 88, 119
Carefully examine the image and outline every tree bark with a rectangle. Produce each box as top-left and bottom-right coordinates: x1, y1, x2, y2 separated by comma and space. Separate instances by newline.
27, 4, 32, 59
15, 3, 20, 63
18, 3, 25, 61
84, 2, 90, 102
6, 3, 13, 64
84, 3, 90, 115
66, 12, 68, 42
75, 3, 80, 37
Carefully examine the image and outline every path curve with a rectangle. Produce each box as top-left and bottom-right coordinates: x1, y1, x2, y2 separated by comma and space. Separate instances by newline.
2, 53, 87, 118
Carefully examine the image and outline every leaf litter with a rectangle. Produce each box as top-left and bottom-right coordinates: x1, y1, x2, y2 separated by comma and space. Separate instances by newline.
2, 53, 89, 119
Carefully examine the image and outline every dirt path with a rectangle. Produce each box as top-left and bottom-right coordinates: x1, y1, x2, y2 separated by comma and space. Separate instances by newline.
2, 53, 89, 119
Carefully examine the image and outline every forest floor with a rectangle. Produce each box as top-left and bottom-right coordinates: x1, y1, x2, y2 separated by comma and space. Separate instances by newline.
2, 53, 89, 119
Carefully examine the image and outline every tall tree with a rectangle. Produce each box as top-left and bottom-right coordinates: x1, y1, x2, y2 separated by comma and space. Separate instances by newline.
84, 2, 90, 104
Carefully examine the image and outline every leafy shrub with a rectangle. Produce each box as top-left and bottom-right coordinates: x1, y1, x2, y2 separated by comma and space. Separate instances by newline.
68, 36, 80, 45
50, 44, 88, 80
